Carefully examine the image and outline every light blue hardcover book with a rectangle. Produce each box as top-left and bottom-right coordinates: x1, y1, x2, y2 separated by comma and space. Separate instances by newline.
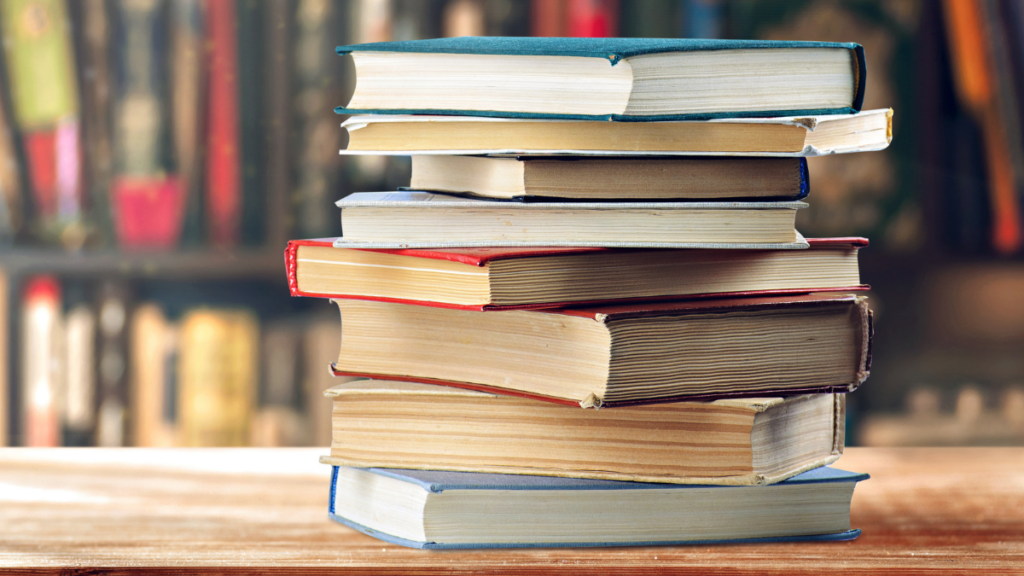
328, 466, 867, 549
335, 37, 866, 122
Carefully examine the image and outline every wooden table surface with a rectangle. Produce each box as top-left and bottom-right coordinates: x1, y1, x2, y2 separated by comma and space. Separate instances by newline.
0, 447, 1022, 575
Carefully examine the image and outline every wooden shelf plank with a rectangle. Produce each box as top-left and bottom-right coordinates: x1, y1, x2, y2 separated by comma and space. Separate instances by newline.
0, 447, 1022, 573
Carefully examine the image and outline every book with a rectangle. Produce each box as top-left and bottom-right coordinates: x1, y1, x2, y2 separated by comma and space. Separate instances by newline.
293, 0, 346, 239
170, 0, 206, 249
129, 303, 178, 447
72, 0, 114, 245
335, 37, 865, 121
333, 192, 808, 249
177, 309, 257, 447
327, 465, 866, 548
95, 281, 130, 447
20, 276, 62, 447
63, 299, 95, 445
408, 156, 810, 201
0, 0, 83, 231
238, 0, 267, 246
206, 0, 242, 248
340, 109, 893, 156
286, 237, 868, 310
330, 293, 872, 407
322, 379, 845, 485
110, 0, 185, 250
303, 315, 348, 448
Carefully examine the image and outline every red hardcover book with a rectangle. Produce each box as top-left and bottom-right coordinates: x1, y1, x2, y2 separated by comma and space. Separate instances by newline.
328, 292, 873, 408
205, 0, 241, 247
285, 237, 869, 311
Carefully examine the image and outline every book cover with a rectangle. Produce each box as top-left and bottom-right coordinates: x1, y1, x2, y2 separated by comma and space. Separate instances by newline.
285, 237, 869, 310
327, 465, 867, 549
334, 37, 866, 121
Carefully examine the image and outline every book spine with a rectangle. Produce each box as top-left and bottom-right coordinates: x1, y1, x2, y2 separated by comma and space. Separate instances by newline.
0, 269, 6, 445
129, 303, 178, 447
110, 0, 184, 250
237, 0, 266, 246
21, 276, 62, 447
74, 0, 115, 245
530, 0, 565, 36
305, 318, 346, 448
265, 0, 291, 248
943, 0, 1024, 253
178, 310, 257, 446
205, 0, 242, 248
63, 299, 96, 445
95, 281, 131, 446
171, 0, 207, 248
293, 0, 344, 238
0, 0, 82, 225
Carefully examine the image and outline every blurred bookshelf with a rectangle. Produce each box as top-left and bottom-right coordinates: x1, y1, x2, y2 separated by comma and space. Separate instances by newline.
2, 0, 1024, 449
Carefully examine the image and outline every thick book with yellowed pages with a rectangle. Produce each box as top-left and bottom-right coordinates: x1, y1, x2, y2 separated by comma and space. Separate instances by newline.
321, 379, 846, 485
339, 110, 892, 156
329, 293, 872, 407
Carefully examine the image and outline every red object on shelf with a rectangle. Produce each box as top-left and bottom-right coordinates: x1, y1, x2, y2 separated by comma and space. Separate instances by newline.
111, 177, 185, 250
566, 0, 619, 37
205, 0, 241, 248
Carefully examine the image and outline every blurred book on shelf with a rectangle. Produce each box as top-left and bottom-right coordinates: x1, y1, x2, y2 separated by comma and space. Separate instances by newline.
0, 0, 84, 248
21, 275, 62, 447
177, 309, 257, 447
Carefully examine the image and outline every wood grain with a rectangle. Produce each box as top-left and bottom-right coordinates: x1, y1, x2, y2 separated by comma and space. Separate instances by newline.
0, 447, 1022, 574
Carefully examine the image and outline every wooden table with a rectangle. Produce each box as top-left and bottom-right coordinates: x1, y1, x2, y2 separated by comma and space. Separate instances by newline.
0, 447, 1022, 574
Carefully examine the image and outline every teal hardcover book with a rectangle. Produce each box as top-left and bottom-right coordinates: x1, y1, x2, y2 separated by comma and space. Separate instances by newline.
335, 37, 866, 121
328, 465, 867, 549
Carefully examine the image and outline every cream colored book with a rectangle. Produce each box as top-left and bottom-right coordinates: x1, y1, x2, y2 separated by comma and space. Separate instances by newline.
320, 379, 846, 486
409, 156, 810, 200
333, 192, 808, 249
339, 109, 893, 156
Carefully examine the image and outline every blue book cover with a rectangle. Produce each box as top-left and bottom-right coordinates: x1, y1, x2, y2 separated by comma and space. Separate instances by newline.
328, 465, 868, 549
335, 37, 866, 122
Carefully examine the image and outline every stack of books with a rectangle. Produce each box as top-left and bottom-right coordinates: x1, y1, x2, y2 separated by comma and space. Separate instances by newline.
286, 37, 890, 549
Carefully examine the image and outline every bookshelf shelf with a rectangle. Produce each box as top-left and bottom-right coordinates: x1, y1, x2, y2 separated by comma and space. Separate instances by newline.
0, 447, 1021, 573
0, 249, 284, 279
